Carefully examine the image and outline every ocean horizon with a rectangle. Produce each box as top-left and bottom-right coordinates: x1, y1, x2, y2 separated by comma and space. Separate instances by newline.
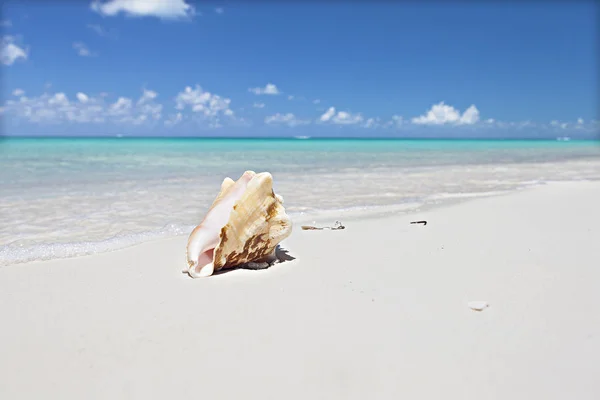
1, 137, 599, 266
2, 135, 598, 140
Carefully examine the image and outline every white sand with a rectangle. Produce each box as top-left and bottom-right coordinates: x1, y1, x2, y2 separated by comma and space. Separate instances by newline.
1, 181, 599, 399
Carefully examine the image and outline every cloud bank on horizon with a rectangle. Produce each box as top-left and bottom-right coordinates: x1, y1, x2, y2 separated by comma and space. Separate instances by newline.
1, 0, 598, 138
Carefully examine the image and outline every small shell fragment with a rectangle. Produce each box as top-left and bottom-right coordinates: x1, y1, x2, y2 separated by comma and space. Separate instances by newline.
468, 301, 489, 311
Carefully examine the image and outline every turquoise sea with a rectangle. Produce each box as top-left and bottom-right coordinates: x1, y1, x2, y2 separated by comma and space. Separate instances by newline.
1, 137, 599, 266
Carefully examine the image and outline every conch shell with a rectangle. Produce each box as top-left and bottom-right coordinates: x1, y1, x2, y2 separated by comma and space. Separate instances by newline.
185, 170, 293, 278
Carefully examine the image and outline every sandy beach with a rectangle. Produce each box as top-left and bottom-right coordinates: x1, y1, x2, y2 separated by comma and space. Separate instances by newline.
1, 181, 599, 399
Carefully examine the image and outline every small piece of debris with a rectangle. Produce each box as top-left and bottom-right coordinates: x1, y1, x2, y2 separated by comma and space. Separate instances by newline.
410, 220, 427, 226
468, 301, 489, 312
301, 220, 346, 231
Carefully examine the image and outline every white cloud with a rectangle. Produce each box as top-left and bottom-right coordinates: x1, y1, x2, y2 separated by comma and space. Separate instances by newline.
248, 83, 280, 95
12, 89, 25, 96
138, 88, 157, 104
90, 0, 195, 20
0, 20, 12, 28
48, 93, 69, 107
106, 97, 130, 118
459, 105, 480, 125
313, 99, 321, 104
287, 95, 294, 100
2, 88, 162, 125
412, 102, 480, 125
253, 102, 265, 108
319, 106, 363, 125
578, 118, 584, 125
334, 111, 363, 125
215, 7, 224, 14
382, 115, 404, 129
174, 84, 235, 127
265, 113, 310, 127
76, 92, 89, 103
73, 42, 97, 57
319, 107, 335, 122
549, 120, 571, 130
1, 35, 27, 65
363, 118, 383, 129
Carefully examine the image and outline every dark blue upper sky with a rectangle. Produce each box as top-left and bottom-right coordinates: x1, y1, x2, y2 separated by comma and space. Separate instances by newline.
1, 1, 598, 138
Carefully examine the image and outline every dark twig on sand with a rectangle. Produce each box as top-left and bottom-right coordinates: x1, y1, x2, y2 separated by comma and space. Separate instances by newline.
410, 220, 427, 226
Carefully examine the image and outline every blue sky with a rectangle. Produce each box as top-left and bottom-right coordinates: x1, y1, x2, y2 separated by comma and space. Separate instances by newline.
1, 0, 598, 138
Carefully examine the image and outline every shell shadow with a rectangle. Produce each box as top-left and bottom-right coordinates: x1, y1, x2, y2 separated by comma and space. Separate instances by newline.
212, 245, 296, 276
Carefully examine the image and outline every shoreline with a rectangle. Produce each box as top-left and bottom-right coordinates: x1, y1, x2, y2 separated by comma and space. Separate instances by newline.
1, 180, 599, 399
3, 140, 600, 268
0, 178, 569, 268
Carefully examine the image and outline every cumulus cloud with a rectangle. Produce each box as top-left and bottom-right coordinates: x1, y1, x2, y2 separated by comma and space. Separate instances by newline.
253, 102, 265, 108
248, 83, 280, 95
90, 0, 195, 19
334, 111, 363, 125
2, 88, 163, 125
319, 106, 364, 125
319, 107, 335, 122
379, 115, 404, 129
1, 35, 27, 65
12, 89, 25, 96
363, 118, 383, 129
138, 88, 157, 103
73, 42, 97, 57
265, 113, 310, 127
412, 102, 480, 125
76, 92, 89, 103
174, 84, 235, 127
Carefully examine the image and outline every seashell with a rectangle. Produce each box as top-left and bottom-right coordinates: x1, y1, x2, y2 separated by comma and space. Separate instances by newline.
185, 170, 293, 278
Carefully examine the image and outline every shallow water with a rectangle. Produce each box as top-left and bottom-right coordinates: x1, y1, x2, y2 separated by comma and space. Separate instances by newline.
1, 138, 599, 266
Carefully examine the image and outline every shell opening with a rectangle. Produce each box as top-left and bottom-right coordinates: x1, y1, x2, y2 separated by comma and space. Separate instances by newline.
196, 248, 215, 273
